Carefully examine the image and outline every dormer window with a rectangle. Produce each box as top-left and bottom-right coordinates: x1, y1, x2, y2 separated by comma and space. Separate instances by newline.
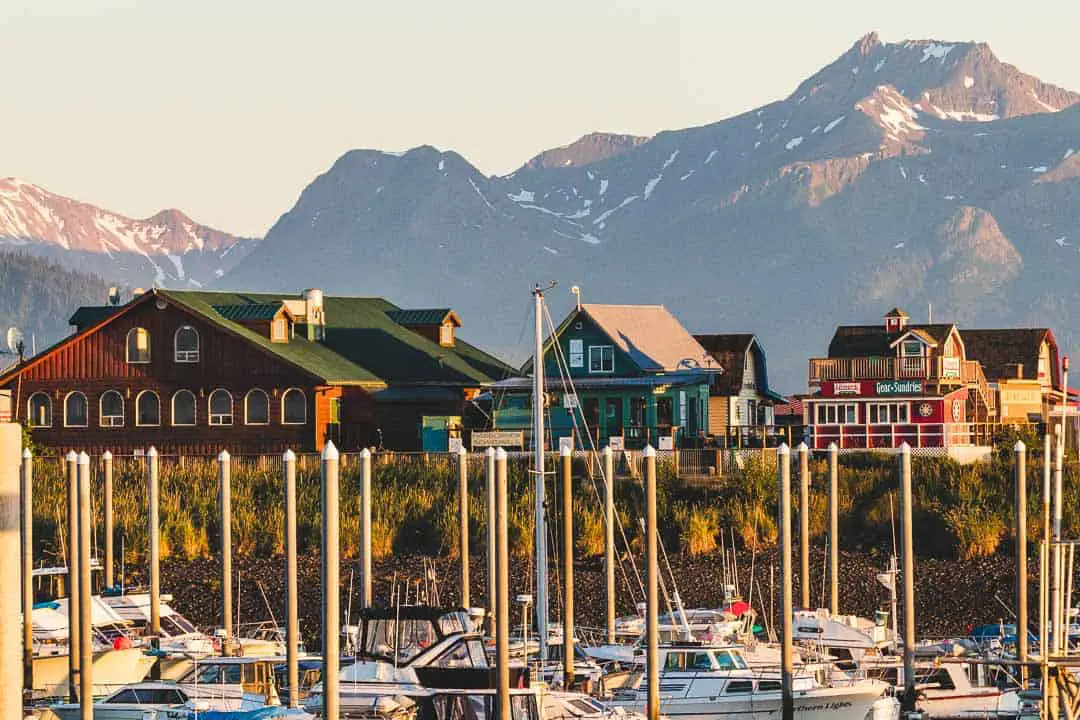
439, 323, 454, 347
901, 340, 924, 357
272, 318, 289, 343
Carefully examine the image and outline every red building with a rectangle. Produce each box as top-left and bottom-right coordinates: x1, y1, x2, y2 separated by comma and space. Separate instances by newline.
804, 308, 996, 450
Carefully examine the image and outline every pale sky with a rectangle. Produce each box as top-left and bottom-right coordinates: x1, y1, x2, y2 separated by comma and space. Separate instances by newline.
1, 0, 1076, 237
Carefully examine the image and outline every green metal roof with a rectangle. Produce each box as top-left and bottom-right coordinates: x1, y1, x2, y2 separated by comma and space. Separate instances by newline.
213, 303, 285, 321
157, 290, 515, 387
385, 308, 457, 326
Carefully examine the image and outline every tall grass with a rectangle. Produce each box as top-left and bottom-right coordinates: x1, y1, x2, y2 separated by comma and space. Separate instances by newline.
26, 432, 1078, 563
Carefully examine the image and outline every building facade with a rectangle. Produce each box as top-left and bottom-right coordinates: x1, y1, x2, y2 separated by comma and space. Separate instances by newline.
1, 288, 512, 454
491, 304, 716, 450
804, 308, 996, 450
695, 333, 784, 446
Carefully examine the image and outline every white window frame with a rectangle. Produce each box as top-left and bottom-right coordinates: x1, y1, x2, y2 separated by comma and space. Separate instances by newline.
588, 345, 614, 374
99, 390, 125, 427
568, 339, 584, 368
281, 388, 307, 425
63, 391, 88, 428
27, 392, 52, 428
868, 402, 910, 424
171, 390, 197, 427
208, 389, 234, 426
135, 390, 161, 427
174, 326, 200, 363
815, 402, 858, 425
244, 388, 270, 426
126, 327, 151, 364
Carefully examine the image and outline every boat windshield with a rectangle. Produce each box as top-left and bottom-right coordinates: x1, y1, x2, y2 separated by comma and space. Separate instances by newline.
715, 650, 748, 670
107, 687, 188, 705
161, 615, 197, 636
365, 618, 441, 664
190, 662, 252, 685
431, 638, 490, 669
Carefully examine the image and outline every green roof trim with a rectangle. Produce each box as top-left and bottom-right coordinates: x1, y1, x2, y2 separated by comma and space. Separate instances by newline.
157, 290, 516, 387
386, 308, 458, 326
213, 303, 285, 321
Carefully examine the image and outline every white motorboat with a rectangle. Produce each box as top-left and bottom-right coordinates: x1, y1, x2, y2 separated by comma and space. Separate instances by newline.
608, 643, 890, 720
50, 679, 267, 720
31, 599, 158, 700
101, 590, 215, 680
863, 655, 1021, 719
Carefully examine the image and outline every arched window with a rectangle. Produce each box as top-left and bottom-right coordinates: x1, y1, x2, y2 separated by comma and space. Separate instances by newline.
174, 326, 200, 363
27, 392, 52, 428
126, 327, 151, 364
244, 389, 269, 425
136, 390, 160, 427
64, 391, 88, 427
281, 388, 307, 425
171, 390, 196, 426
100, 390, 124, 427
209, 389, 233, 426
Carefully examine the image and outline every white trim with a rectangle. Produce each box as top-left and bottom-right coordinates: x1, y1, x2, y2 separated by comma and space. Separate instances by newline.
281, 388, 307, 425
99, 390, 124, 428
208, 388, 234, 426
126, 327, 152, 364
173, 326, 200, 363
170, 389, 197, 427
63, 391, 88, 428
27, 392, 51, 428
135, 389, 161, 427
888, 329, 938, 350
244, 388, 270, 425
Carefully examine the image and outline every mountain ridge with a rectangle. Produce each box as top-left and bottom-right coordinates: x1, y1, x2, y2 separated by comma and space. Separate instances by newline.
0, 178, 258, 290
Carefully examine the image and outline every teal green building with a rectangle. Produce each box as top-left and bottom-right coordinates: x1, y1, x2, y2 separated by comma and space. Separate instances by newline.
490, 304, 717, 450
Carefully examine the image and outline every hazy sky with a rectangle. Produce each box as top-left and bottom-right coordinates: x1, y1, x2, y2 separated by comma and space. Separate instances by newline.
2, 0, 1076, 237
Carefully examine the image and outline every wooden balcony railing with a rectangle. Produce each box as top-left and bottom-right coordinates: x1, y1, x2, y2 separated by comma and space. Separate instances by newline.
808, 357, 982, 384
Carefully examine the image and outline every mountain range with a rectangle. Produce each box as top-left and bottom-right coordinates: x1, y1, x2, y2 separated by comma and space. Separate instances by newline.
5, 32, 1080, 392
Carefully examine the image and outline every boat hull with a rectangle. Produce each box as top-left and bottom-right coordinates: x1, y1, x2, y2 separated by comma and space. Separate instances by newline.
613, 684, 887, 720
919, 688, 1021, 719
33, 648, 158, 700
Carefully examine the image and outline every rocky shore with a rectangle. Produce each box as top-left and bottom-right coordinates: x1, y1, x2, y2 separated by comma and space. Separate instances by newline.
151, 548, 1039, 650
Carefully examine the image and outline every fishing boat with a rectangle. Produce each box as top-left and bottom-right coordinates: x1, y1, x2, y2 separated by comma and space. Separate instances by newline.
607, 643, 892, 720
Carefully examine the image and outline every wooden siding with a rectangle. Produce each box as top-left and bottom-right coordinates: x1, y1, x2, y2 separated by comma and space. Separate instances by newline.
3, 298, 375, 454
708, 396, 729, 431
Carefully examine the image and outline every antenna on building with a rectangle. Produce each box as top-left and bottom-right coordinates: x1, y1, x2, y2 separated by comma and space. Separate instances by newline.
928, 303, 933, 324
108, 287, 120, 306
570, 285, 581, 311
4, 327, 24, 362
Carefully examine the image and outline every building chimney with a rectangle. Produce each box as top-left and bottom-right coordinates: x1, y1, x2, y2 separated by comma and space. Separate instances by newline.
1017, 363, 1024, 379
302, 289, 326, 341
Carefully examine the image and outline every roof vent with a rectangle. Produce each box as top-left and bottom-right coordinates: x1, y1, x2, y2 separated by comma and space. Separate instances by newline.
303, 289, 326, 341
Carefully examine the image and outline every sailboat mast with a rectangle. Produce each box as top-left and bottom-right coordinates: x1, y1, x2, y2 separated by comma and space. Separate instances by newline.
533, 284, 549, 662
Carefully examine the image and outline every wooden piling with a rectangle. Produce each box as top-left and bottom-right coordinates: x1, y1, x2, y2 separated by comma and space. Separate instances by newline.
1015, 441, 1028, 684
65, 450, 79, 700
20, 449, 32, 695
321, 442, 340, 720
561, 445, 574, 687
2, 425, 23, 720
283, 449, 299, 709
797, 442, 809, 610
778, 443, 793, 720
102, 451, 113, 589
644, 445, 659, 720
899, 443, 916, 713
494, 448, 510, 720
359, 448, 372, 609
458, 446, 469, 609
218, 450, 232, 655
148, 447, 160, 679
485, 447, 496, 637
828, 442, 839, 617
604, 445, 616, 645
77, 453, 92, 718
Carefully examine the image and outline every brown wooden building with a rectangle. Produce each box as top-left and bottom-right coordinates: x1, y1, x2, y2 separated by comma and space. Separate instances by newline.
0, 288, 513, 454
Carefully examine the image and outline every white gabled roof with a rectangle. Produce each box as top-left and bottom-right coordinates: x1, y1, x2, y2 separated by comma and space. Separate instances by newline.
580, 304, 711, 373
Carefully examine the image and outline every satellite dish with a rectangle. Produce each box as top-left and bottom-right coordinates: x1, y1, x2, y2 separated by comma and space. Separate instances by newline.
6, 327, 24, 354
